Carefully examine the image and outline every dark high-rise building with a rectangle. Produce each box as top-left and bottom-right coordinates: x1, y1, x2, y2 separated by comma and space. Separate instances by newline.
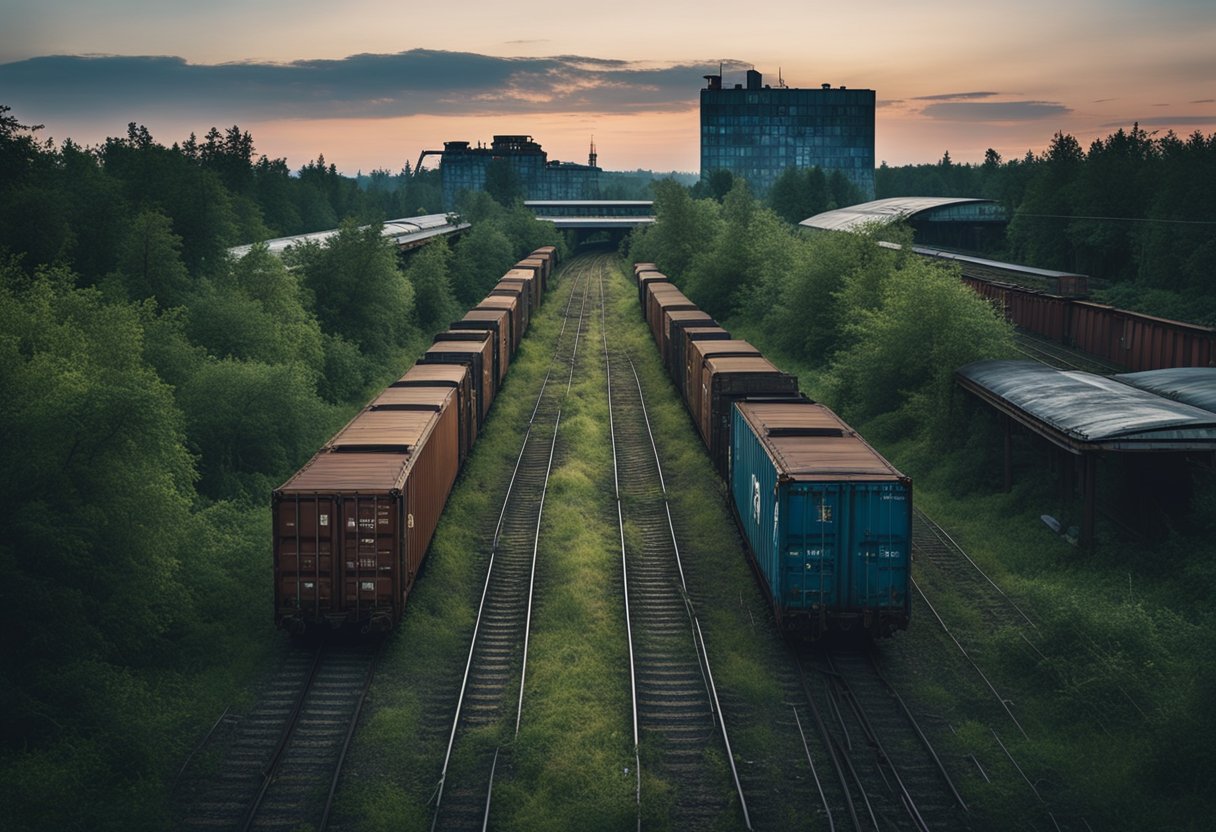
432, 135, 600, 209
700, 70, 875, 199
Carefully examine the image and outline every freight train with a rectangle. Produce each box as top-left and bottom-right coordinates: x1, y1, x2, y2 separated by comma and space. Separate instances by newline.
901, 244, 1216, 372
272, 247, 558, 633
632, 263, 911, 639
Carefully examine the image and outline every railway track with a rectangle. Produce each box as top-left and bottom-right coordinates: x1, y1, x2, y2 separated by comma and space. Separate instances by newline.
602, 267, 746, 828
175, 639, 378, 832
1012, 331, 1125, 374
798, 647, 969, 832
428, 253, 604, 831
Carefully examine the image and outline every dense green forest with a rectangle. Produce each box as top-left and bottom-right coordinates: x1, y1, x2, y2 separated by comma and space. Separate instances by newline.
627, 178, 1216, 830
873, 127, 1216, 323
0, 105, 562, 831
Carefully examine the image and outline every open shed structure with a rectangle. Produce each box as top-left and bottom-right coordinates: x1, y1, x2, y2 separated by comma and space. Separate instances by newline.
955, 360, 1216, 547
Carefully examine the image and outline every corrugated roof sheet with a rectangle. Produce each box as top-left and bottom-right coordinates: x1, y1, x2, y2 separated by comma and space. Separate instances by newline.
738, 401, 906, 482
228, 213, 466, 258
1113, 368, 1216, 414
956, 360, 1216, 446
799, 197, 1002, 232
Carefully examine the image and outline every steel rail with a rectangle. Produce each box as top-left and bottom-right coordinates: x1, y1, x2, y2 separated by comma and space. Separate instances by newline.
601, 266, 643, 829
171, 706, 232, 792
825, 652, 931, 832
911, 576, 1029, 739
621, 353, 751, 828
792, 705, 837, 832
430, 259, 595, 830
318, 647, 380, 831
796, 654, 865, 832
240, 641, 327, 832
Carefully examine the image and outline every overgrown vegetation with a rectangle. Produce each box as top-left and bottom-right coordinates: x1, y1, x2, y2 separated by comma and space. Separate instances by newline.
0, 105, 561, 831
875, 126, 1216, 324
628, 172, 1216, 829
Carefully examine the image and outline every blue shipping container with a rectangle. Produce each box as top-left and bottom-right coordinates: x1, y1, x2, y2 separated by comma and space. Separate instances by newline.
730, 401, 911, 637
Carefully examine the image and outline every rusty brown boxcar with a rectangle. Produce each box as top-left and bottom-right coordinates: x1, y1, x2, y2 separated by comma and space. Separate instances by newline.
662, 309, 716, 374
491, 278, 531, 336
673, 326, 731, 397
637, 271, 670, 311
393, 363, 476, 458
646, 284, 695, 347
452, 309, 511, 387
696, 355, 801, 475
685, 339, 761, 424
421, 339, 495, 424
435, 329, 501, 394
963, 277, 1069, 343
478, 295, 522, 354
273, 397, 460, 633
532, 246, 558, 289
513, 259, 546, 305
1068, 301, 1216, 371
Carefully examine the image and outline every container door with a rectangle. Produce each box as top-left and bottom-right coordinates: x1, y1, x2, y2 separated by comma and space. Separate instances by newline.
847, 483, 910, 611
783, 485, 840, 611
340, 497, 395, 618
277, 497, 335, 619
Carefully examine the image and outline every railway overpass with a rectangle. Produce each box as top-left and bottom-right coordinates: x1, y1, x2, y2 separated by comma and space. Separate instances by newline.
525, 200, 655, 245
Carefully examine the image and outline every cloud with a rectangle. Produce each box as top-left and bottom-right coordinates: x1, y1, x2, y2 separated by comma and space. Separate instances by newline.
0, 49, 740, 125
1191, 99, 1215, 104
911, 91, 1000, 101
919, 100, 1072, 122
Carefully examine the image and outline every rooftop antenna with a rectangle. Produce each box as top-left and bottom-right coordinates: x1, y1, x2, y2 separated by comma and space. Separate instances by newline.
589, 135, 597, 168
778, 67, 787, 88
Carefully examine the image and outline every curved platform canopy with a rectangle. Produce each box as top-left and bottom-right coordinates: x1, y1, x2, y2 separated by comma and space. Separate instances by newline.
956, 360, 1216, 452
227, 213, 468, 259
799, 197, 1007, 232
1113, 367, 1216, 414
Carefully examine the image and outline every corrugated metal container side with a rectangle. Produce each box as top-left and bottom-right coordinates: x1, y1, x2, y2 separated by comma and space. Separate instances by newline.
422, 340, 494, 423
393, 363, 476, 455
491, 280, 531, 335
638, 272, 670, 312
1069, 301, 1215, 371
369, 385, 463, 464
730, 401, 911, 638
533, 246, 558, 288
685, 339, 761, 424
477, 295, 522, 354
663, 310, 716, 374
454, 309, 511, 386
514, 259, 546, 306
698, 355, 801, 474
646, 289, 692, 348
435, 329, 500, 393
506, 265, 542, 310
273, 397, 460, 632
673, 327, 731, 397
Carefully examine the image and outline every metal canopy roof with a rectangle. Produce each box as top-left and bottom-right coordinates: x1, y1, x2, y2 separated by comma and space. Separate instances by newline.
799, 197, 1006, 232
227, 213, 467, 258
956, 360, 1216, 452
1113, 368, 1216, 414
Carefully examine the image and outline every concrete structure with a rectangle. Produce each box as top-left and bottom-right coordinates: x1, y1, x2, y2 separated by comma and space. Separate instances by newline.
420, 135, 601, 210
227, 213, 468, 259
700, 69, 875, 199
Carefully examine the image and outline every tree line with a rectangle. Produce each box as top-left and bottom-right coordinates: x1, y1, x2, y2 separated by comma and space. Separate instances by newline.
875, 127, 1216, 323
0, 104, 562, 830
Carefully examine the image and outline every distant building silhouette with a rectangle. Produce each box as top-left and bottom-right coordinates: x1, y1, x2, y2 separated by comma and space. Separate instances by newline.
700, 69, 875, 199
429, 135, 601, 209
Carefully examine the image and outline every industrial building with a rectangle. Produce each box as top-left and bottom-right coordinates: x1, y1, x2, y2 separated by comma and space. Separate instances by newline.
421, 135, 601, 210
700, 69, 875, 199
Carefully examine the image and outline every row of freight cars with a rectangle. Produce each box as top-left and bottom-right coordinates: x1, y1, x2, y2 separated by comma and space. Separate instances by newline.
272, 247, 559, 633
960, 274, 1216, 371
633, 263, 911, 638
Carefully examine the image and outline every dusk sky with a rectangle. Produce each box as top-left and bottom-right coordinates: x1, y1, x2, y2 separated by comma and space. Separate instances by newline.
2, 0, 1214, 176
